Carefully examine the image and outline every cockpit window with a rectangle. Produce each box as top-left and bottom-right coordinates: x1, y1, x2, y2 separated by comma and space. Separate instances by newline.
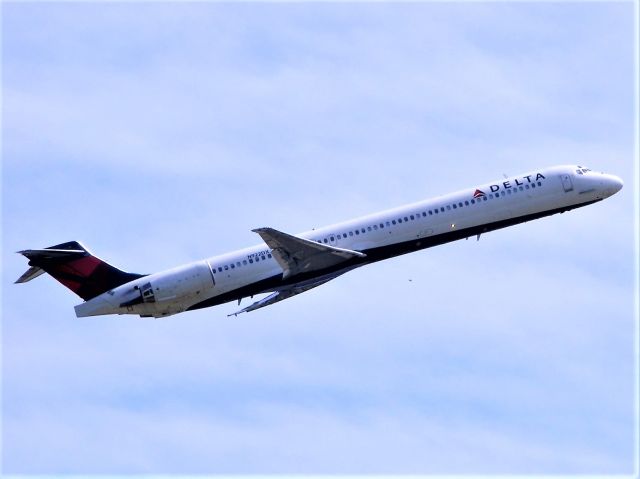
576, 167, 591, 175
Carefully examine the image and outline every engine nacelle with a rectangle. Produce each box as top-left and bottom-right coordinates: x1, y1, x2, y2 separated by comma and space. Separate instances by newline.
149, 262, 212, 303
118, 261, 214, 316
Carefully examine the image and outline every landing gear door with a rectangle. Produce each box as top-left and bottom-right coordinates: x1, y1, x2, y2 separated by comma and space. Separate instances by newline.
560, 174, 573, 192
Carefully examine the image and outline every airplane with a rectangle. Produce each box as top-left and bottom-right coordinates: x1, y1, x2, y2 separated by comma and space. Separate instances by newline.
16, 165, 623, 319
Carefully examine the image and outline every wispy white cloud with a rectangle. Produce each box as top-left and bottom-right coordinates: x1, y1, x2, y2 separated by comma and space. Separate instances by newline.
2, 1, 635, 474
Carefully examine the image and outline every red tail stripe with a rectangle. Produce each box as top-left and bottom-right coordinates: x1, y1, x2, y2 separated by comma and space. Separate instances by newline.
64, 256, 102, 277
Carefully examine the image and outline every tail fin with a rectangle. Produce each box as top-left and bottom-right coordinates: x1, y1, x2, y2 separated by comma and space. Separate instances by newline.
15, 241, 145, 301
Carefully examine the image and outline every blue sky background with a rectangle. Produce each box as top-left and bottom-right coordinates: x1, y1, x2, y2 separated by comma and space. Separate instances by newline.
2, 1, 637, 474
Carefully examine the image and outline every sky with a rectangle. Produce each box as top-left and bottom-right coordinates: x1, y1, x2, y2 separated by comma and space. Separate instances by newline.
1, 1, 637, 475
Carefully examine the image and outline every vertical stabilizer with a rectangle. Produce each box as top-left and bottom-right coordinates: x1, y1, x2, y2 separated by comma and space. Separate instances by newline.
16, 241, 145, 300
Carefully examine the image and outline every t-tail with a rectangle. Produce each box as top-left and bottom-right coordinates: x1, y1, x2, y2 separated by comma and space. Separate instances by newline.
15, 241, 145, 301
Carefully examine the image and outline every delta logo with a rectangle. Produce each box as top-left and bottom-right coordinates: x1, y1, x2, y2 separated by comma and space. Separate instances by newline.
472, 173, 546, 199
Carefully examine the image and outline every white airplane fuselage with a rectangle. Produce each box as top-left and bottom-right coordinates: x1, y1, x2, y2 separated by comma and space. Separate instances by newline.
35, 165, 623, 318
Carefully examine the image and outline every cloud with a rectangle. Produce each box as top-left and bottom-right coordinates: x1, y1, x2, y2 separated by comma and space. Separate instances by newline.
2, 1, 635, 474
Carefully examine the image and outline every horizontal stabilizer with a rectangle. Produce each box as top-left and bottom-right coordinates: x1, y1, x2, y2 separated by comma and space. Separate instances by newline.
15, 265, 46, 283
17, 247, 86, 259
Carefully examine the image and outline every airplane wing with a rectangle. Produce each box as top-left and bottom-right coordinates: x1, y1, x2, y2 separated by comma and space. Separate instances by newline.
252, 227, 366, 279
228, 272, 343, 317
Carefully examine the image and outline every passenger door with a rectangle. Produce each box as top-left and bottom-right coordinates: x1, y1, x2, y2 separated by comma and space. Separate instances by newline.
560, 174, 573, 192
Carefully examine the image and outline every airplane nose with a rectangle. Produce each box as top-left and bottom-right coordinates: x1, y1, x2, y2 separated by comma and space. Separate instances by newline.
610, 175, 623, 193
603, 174, 623, 197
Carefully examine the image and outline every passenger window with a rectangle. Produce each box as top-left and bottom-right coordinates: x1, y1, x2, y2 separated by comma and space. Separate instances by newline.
446, 205, 451, 210
224, 265, 229, 271
471, 199, 475, 204
380, 223, 385, 229
398, 218, 402, 223
268, 254, 272, 258
404, 217, 408, 222
501, 191, 505, 196
361, 228, 365, 233
373, 225, 378, 230
531, 183, 536, 188
218, 267, 223, 272
537, 181, 542, 186
428, 210, 433, 215
422, 212, 427, 217
249, 259, 253, 264
243, 260, 247, 265
525, 184, 530, 189
230, 264, 235, 269
349, 232, 354, 236
410, 215, 415, 220
368, 226, 372, 232
458, 202, 463, 207
465, 201, 469, 206
453, 204, 457, 209
330, 236, 335, 242
355, 230, 360, 235
392, 220, 397, 225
